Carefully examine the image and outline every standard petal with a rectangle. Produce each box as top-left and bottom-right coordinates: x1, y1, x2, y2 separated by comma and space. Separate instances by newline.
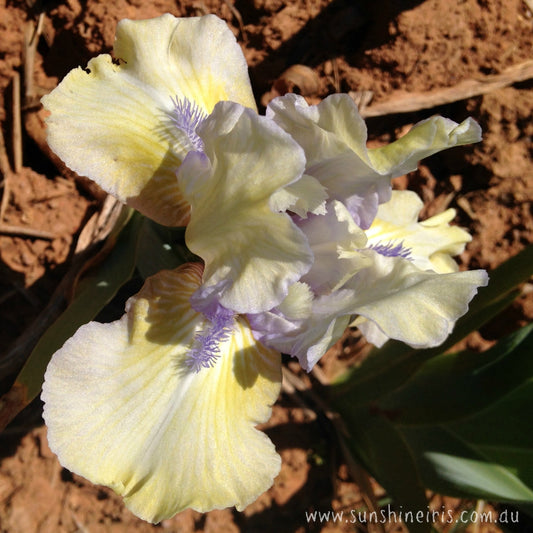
267, 94, 481, 229
269, 174, 328, 217
365, 190, 473, 273
42, 14, 255, 226
297, 200, 370, 295
179, 102, 313, 314
368, 115, 482, 177
42, 264, 281, 523
248, 300, 351, 372
267, 93, 390, 228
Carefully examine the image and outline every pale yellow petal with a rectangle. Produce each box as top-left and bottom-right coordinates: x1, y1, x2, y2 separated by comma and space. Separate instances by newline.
43, 54, 188, 225
299, 201, 370, 295
342, 253, 489, 347
267, 94, 481, 229
180, 102, 313, 314
368, 115, 482, 176
43, 14, 255, 226
114, 15, 256, 113
269, 174, 328, 217
42, 264, 281, 523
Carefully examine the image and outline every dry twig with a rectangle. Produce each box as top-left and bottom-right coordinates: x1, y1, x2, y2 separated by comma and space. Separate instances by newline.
0, 123, 11, 179
358, 60, 533, 117
224, 0, 246, 42
0, 129, 12, 223
23, 14, 45, 107
0, 223, 56, 240
11, 72, 22, 172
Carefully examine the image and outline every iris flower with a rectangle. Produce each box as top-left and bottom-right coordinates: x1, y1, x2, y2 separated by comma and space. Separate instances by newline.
42, 13, 487, 524
42, 14, 313, 522
248, 94, 489, 369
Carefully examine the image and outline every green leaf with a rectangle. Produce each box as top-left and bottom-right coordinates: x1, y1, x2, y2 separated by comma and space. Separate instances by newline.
14, 211, 144, 404
401, 424, 533, 502
135, 219, 198, 279
331, 244, 533, 405
376, 324, 533, 424
336, 404, 430, 533
445, 381, 533, 492
334, 380, 533, 517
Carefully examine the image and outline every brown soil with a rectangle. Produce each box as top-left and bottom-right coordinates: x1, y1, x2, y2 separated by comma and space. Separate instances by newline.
0, 0, 532, 532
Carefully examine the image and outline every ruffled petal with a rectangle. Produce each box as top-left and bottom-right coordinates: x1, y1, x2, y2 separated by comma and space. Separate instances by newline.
365, 190, 473, 273
368, 115, 482, 177
248, 300, 350, 372
286, 313, 350, 372
339, 253, 489, 347
353, 317, 390, 348
267, 93, 370, 166
269, 174, 328, 217
179, 101, 313, 314
42, 264, 281, 523
267, 93, 481, 229
297, 200, 370, 295
267, 93, 390, 228
42, 14, 255, 226
247, 283, 352, 372
252, 251, 487, 365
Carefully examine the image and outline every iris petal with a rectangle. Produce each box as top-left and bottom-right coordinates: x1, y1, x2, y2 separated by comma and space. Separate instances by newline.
340, 253, 489, 347
267, 93, 481, 229
298, 200, 370, 294
42, 264, 281, 523
366, 190, 473, 273
42, 14, 255, 226
179, 101, 313, 314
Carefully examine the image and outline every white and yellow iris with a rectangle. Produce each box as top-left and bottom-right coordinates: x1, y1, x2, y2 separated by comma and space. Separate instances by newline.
249, 94, 489, 368
41, 12, 489, 525
41, 13, 306, 523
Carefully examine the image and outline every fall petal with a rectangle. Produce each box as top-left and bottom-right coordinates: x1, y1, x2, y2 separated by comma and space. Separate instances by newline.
42, 265, 281, 523
342, 253, 489, 347
42, 14, 255, 226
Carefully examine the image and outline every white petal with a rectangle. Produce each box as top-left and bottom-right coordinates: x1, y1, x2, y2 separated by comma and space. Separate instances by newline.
248, 288, 351, 372
262, 309, 350, 372
42, 14, 255, 226
342, 253, 489, 347
113, 15, 256, 114
179, 102, 313, 314
42, 265, 281, 523
268, 94, 481, 229
298, 200, 370, 294
278, 282, 314, 319
269, 174, 328, 217
267, 93, 390, 228
368, 116, 482, 176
